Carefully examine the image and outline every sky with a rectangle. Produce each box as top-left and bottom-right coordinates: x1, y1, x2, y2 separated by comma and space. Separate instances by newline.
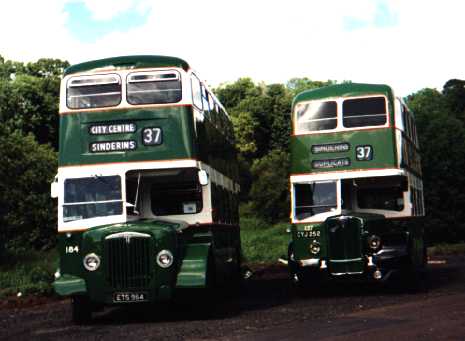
0, 0, 464, 96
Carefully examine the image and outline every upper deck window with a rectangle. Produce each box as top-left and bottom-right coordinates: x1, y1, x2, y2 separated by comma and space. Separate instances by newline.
67, 74, 121, 109
127, 70, 182, 105
342, 96, 387, 128
295, 101, 337, 133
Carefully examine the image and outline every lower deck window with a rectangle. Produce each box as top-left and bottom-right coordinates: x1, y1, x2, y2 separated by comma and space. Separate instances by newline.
357, 187, 404, 211
63, 175, 122, 222
294, 181, 337, 220
151, 182, 202, 216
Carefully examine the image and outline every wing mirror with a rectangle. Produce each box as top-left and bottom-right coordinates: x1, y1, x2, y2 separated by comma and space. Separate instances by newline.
50, 175, 58, 198
198, 170, 209, 186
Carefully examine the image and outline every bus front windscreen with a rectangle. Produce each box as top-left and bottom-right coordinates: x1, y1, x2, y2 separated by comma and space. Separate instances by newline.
63, 176, 123, 222
294, 181, 337, 220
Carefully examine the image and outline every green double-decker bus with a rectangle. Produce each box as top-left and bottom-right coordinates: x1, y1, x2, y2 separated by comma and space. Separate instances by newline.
288, 83, 425, 286
51, 55, 241, 323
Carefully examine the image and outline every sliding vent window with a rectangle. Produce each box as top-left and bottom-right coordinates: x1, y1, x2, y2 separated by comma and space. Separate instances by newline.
294, 181, 337, 220
67, 74, 121, 109
343, 96, 387, 128
295, 101, 337, 133
127, 70, 182, 105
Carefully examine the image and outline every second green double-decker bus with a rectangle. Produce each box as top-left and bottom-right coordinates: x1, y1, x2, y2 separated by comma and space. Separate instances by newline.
288, 83, 425, 287
51, 55, 241, 323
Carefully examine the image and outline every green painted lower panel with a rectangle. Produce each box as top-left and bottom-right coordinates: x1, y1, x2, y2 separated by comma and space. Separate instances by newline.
53, 274, 87, 296
176, 243, 211, 288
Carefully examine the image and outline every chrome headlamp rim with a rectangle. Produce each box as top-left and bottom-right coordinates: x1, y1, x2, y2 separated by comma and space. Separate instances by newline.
309, 241, 321, 255
156, 249, 174, 268
367, 235, 381, 250
83, 253, 101, 271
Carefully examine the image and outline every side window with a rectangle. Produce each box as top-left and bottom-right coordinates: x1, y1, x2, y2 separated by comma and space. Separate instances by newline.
201, 85, 210, 112
208, 92, 215, 113
191, 74, 203, 110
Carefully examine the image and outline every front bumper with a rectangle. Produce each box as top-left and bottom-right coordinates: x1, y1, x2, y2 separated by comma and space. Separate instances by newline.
296, 246, 408, 281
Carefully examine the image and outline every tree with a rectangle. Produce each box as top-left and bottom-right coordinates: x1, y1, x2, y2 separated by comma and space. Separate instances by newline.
443, 79, 465, 120
407, 85, 465, 243
286, 77, 335, 97
0, 127, 57, 261
249, 150, 290, 223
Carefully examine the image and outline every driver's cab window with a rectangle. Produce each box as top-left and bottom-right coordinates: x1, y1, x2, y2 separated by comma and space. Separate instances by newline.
294, 181, 338, 221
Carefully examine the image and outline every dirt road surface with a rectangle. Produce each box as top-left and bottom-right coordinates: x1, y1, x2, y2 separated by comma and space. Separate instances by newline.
1, 255, 464, 341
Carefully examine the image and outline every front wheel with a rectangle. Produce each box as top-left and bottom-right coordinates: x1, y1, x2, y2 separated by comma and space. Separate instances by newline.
72, 295, 92, 324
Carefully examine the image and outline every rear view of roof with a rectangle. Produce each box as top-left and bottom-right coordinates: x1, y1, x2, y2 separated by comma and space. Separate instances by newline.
293, 83, 394, 105
64, 55, 190, 76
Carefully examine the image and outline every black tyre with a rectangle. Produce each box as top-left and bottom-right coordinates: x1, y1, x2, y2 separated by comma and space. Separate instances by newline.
72, 295, 92, 324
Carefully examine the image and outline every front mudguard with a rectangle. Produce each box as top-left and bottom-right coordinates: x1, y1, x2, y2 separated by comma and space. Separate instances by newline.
53, 274, 87, 296
176, 242, 212, 288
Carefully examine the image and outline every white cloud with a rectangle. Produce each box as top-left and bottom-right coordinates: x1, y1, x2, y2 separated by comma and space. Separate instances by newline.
0, 0, 464, 96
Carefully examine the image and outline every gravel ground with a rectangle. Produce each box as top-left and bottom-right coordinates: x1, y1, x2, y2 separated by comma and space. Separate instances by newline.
0, 255, 464, 341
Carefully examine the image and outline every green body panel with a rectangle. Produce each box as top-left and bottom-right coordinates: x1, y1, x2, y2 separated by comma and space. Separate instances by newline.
54, 220, 241, 303
195, 110, 239, 183
64, 55, 190, 76
290, 128, 397, 174
59, 106, 196, 166
291, 83, 397, 174
53, 275, 86, 296
176, 242, 211, 288
54, 220, 185, 303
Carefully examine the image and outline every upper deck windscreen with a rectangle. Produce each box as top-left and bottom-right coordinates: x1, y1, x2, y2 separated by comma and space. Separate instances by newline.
293, 95, 388, 134
127, 70, 182, 105
343, 96, 387, 128
295, 101, 337, 133
67, 74, 122, 109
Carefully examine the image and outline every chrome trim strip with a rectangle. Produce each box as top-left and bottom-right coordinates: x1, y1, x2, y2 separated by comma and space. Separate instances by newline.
105, 232, 150, 239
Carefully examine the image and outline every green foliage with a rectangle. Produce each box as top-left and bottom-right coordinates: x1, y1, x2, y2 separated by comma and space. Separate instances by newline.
240, 215, 290, 263
286, 77, 335, 97
407, 85, 465, 243
0, 127, 58, 260
0, 249, 57, 298
0, 55, 67, 148
249, 150, 290, 223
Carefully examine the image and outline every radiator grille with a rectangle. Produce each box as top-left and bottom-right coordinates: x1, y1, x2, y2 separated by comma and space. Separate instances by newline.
327, 216, 364, 274
104, 232, 152, 289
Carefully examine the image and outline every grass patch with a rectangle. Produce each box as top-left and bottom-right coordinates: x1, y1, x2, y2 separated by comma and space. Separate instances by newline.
240, 216, 290, 264
0, 249, 58, 298
428, 243, 465, 256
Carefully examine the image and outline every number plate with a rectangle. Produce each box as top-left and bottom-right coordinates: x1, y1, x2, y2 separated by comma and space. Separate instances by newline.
113, 292, 148, 303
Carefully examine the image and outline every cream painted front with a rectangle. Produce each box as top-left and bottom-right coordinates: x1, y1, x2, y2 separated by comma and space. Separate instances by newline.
290, 168, 418, 224
57, 159, 238, 232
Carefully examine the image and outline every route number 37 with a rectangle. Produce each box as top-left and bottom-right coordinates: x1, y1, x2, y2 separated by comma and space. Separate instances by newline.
356, 145, 373, 161
142, 127, 163, 146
